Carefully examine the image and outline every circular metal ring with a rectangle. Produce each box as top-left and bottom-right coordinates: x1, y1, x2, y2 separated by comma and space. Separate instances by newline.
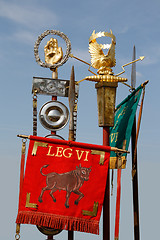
39, 101, 69, 131
36, 226, 62, 236
22, 139, 27, 143
34, 30, 71, 69
15, 233, 20, 240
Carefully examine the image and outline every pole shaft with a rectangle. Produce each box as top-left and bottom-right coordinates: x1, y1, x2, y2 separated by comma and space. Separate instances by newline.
131, 118, 140, 240
46, 70, 57, 240
51, 95, 57, 136
51, 70, 58, 135
103, 127, 110, 240
68, 66, 75, 240
47, 235, 53, 240
68, 230, 74, 240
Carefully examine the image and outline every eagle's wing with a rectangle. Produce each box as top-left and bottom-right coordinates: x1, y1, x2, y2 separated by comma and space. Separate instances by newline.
89, 40, 104, 69
106, 39, 116, 67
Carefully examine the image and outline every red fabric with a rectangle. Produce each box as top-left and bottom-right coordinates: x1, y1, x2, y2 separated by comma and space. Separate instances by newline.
114, 169, 122, 239
16, 136, 110, 234
29, 135, 112, 152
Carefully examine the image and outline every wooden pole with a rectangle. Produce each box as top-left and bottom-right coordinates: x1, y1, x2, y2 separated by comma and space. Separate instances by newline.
46, 69, 58, 240
132, 85, 146, 239
131, 118, 140, 240
68, 231, 73, 240
68, 66, 75, 240
131, 45, 140, 240
51, 69, 58, 135
47, 235, 54, 240
103, 127, 110, 240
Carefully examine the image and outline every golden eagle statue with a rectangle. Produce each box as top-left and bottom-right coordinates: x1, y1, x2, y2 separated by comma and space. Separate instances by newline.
89, 30, 116, 75
75, 29, 128, 83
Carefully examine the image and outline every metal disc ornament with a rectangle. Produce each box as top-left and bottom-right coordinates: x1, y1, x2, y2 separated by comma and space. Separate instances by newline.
45, 134, 64, 140
39, 101, 69, 131
34, 30, 71, 69
36, 226, 62, 236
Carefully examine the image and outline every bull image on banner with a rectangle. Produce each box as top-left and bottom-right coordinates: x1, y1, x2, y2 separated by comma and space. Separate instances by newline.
38, 164, 91, 208
16, 136, 111, 234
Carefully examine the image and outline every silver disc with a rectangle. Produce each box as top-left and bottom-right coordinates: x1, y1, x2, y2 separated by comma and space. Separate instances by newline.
39, 101, 69, 131
45, 134, 64, 140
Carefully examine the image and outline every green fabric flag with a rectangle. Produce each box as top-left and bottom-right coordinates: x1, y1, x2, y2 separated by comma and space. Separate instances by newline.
109, 85, 143, 169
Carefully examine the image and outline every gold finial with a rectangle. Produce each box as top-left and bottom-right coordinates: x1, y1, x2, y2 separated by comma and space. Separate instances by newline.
75, 30, 128, 84
89, 30, 116, 75
44, 38, 63, 65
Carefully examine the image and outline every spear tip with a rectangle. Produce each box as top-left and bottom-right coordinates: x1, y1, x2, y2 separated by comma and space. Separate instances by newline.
140, 56, 145, 61
70, 65, 75, 80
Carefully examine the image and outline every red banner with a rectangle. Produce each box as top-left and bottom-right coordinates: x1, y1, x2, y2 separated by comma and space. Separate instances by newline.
16, 136, 110, 234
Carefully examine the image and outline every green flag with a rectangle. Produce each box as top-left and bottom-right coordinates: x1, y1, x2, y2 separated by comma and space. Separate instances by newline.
109, 85, 143, 169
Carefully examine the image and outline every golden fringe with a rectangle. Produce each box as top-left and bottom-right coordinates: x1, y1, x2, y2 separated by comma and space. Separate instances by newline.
16, 211, 99, 235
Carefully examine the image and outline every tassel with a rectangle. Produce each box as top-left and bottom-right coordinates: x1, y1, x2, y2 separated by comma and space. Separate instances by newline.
16, 211, 99, 234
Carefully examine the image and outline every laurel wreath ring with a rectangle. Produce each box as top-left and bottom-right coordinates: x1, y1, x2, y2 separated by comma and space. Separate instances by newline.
34, 30, 71, 69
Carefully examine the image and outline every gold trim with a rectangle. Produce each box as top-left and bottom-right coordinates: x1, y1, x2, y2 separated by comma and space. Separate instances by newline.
21, 141, 26, 155
32, 141, 48, 156
110, 156, 126, 169
16, 223, 20, 234
89, 30, 116, 43
25, 193, 38, 208
91, 150, 105, 165
33, 99, 37, 108
84, 74, 128, 83
82, 202, 98, 217
123, 140, 127, 150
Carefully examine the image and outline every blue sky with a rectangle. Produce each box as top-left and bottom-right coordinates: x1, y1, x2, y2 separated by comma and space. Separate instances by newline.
0, 0, 159, 239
